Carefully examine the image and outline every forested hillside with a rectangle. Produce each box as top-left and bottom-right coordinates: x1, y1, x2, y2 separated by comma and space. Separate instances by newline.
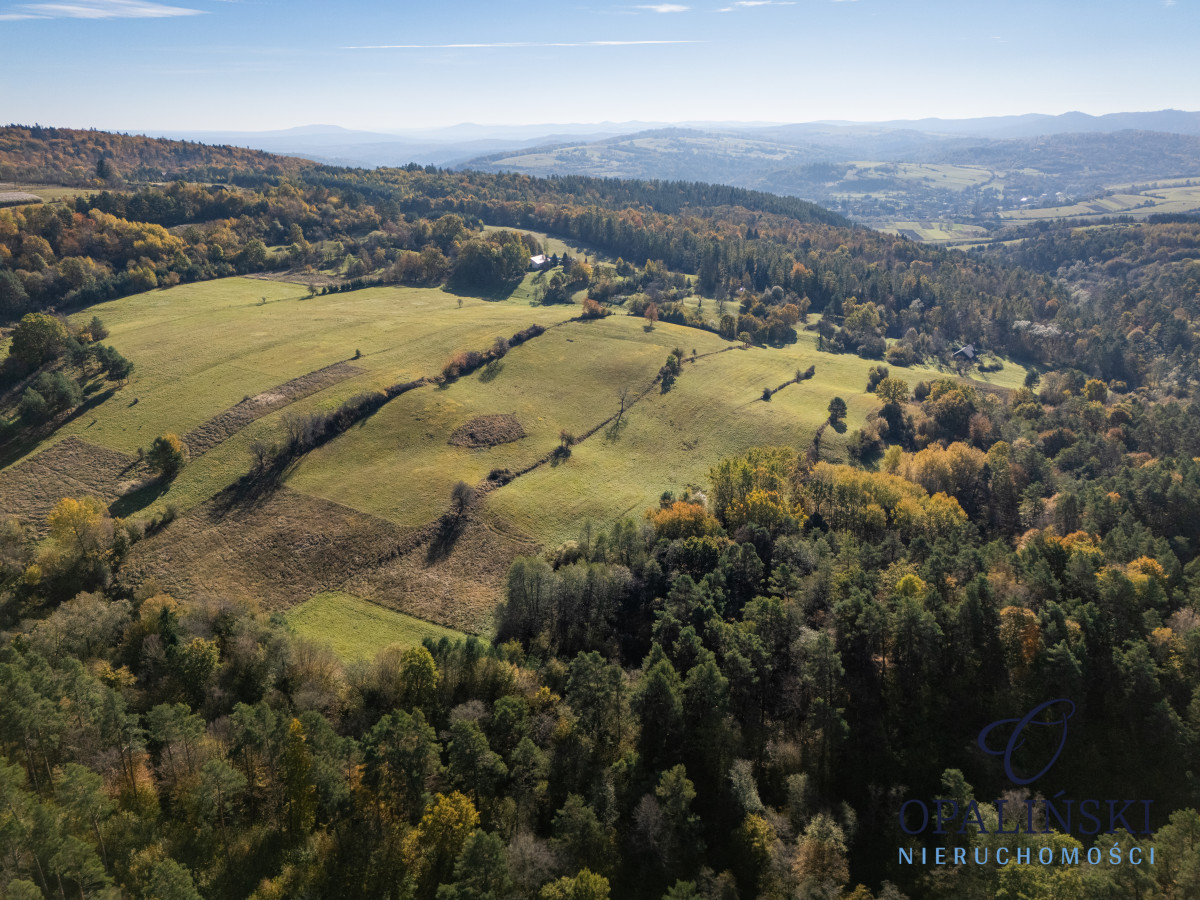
0, 125, 312, 186
0, 127, 1088, 388
465, 127, 1200, 233
976, 217, 1200, 389
2, 129, 1199, 900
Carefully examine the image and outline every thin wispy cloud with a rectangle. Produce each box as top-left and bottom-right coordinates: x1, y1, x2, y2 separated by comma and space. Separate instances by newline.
634, 3, 689, 11
0, 0, 201, 19
718, 0, 794, 11
346, 40, 704, 49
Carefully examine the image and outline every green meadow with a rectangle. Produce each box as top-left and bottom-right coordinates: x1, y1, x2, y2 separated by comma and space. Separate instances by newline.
18, 277, 578, 519
485, 325, 1025, 545
58, 277, 576, 455
285, 591, 467, 661
2, 272, 1029, 540
288, 314, 730, 527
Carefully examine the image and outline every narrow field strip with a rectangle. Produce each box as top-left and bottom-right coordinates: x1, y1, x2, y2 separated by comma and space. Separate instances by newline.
285, 592, 467, 661
183, 360, 365, 456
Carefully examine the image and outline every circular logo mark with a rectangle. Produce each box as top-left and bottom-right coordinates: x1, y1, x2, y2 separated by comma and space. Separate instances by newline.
977, 698, 1076, 786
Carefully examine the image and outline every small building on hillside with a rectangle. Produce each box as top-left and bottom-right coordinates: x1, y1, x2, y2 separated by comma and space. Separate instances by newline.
529, 254, 548, 270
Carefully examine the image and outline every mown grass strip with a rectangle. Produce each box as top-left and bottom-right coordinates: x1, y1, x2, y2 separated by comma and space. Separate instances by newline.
285, 591, 469, 661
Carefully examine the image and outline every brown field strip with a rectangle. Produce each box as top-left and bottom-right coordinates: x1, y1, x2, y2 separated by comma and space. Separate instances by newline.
0, 436, 142, 530
119, 484, 534, 633
183, 360, 364, 456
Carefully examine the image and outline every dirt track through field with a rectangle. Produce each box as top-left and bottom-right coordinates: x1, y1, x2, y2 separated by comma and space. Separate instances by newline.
183, 361, 364, 456
494, 343, 741, 483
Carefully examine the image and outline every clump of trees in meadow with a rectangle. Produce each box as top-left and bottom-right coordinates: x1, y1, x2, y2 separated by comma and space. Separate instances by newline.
0, 311, 131, 443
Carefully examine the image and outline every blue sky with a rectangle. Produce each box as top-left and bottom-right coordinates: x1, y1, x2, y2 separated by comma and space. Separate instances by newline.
1, 0, 1197, 131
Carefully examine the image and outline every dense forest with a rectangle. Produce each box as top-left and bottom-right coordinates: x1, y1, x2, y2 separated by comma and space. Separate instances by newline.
4, 370, 1200, 898
2, 129, 1200, 899
976, 217, 1200, 392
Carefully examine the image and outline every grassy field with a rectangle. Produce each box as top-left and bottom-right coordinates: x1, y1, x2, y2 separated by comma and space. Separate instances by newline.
882, 221, 993, 243
288, 314, 730, 527
3, 272, 1024, 539
485, 325, 1025, 545
58, 277, 576, 455
5, 277, 577, 519
286, 591, 467, 661
0, 183, 106, 204
999, 181, 1200, 226
287, 304, 1024, 546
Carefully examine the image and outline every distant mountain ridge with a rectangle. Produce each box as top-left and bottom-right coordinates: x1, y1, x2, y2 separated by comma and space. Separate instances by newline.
140, 109, 1200, 170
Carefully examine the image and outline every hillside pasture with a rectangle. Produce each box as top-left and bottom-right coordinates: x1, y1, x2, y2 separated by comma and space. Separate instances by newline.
55, 278, 576, 457
483, 326, 1004, 545
1000, 181, 1200, 226
0, 277, 578, 521
0, 183, 105, 206
286, 315, 730, 527
4, 270, 1028, 625
882, 221, 993, 243
120, 481, 533, 633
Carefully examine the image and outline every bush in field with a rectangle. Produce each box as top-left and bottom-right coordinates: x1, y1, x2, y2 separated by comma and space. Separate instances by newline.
866, 364, 889, 393
582, 298, 608, 319
147, 433, 187, 480
18, 388, 50, 423
886, 342, 918, 366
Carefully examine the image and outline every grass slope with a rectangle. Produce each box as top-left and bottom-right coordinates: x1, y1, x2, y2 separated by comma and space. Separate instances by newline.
485, 325, 1025, 545
287, 315, 729, 526
286, 592, 467, 661
289, 309, 1026, 545
4, 277, 576, 520
4, 266, 1028, 617
57, 278, 574, 455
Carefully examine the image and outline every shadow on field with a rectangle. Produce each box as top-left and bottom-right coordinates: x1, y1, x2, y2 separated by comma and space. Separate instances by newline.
603, 416, 628, 442
426, 511, 467, 562
443, 276, 525, 302
109, 478, 170, 519
0, 386, 117, 469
